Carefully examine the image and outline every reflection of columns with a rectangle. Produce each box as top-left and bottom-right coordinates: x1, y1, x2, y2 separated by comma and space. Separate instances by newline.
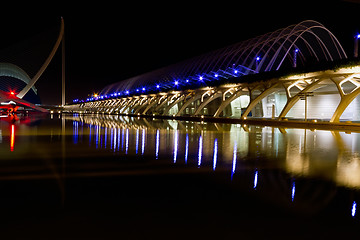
185, 133, 189, 164
62, 28, 65, 106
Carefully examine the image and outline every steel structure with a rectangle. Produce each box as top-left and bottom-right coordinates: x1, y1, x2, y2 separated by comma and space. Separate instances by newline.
0, 63, 37, 94
100, 20, 346, 97
68, 21, 360, 124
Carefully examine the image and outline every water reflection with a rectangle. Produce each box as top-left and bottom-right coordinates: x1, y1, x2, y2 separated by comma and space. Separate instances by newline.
213, 138, 217, 171
10, 124, 15, 152
352, 201, 357, 217
3, 113, 360, 221
253, 170, 258, 190
65, 114, 360, 191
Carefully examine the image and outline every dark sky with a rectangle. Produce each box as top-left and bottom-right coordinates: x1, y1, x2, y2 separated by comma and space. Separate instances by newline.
0, 1, 359, 104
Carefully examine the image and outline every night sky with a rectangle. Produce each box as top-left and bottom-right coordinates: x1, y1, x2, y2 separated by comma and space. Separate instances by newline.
0, 1, 359, 105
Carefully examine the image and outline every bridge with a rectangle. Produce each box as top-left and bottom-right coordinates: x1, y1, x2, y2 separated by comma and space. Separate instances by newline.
65, 20, 360, 124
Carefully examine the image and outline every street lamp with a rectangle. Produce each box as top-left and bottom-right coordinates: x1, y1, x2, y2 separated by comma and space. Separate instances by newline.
293, 48, 299, 68
255, 56, 261, 72
354, 33, 360, 58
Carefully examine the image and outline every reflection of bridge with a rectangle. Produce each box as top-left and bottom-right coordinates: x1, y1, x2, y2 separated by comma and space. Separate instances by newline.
68, 114, 360, 216
65, 20, 360, 123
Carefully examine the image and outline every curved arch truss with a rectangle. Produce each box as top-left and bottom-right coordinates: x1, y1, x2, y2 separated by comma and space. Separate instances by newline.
67, 66, 360, 124
67, 20, 360, 124
99, 20, 346, 97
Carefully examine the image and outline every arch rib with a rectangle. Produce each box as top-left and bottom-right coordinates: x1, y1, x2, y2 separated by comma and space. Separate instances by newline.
17, 18, 65, 99
278, 78, 325, 119
241, 83, 281, 119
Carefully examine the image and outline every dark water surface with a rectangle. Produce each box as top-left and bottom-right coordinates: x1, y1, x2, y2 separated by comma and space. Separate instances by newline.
1, 113, 360, 239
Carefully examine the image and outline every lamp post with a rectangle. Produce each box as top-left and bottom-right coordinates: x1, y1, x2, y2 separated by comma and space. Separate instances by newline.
354, 34, 360, 58
255, 56, 260, 72
293, 48, 299, 68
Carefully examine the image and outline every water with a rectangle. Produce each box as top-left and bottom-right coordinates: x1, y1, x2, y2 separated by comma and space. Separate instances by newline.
1, 113, 360, 238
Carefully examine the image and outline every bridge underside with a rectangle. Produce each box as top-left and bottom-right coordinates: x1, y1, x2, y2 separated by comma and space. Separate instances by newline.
65, 66, 360, 123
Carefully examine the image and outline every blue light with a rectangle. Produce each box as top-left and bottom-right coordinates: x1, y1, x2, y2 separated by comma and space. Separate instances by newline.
126, 90, 129, 94
295, 48, 299, 53
214, 73, 218, 78
174, 80, 179, 86
352, 201, 357, 217
156, 84, 160, 89
141, 129, 145, 155
186, 79, 189, 83
234, 70, 238, 74
213, 138, 218, 171
135, 129, 139, 154
185, 134, 189, 164
199, 76, 203, 81
173, 130, 178, 163
256, 56, 261, 61
357, 34, 360, 39
136, 89, 139, 92
254, 170, 258, 189
291, 182, 295, 202
142, 87, 146, 91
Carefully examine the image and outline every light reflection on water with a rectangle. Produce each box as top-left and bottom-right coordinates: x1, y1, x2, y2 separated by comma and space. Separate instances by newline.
3, 113, 360, 219
64, 114, 360, 190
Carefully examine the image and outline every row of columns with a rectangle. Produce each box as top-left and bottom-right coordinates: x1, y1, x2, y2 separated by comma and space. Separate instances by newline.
65, 70, 360, 123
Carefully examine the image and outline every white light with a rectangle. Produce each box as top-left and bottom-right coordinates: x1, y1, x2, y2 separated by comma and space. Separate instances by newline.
155, 129, 160, 159
199, 76, 203, 81
198, 135, 203, 167
174, 81, 179, 85
156, 85, 160, 88
231, 141, 237, 180
256, 56, 260, 61
214, 74, 218, 77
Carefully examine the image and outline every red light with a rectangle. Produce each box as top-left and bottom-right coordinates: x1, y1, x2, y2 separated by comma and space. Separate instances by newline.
10, 91, 15, 95
10, 124, 15, 152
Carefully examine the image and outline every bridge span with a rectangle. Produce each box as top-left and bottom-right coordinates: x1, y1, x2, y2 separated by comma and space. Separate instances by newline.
65, 20, 360, 124
65, 65, 360, 124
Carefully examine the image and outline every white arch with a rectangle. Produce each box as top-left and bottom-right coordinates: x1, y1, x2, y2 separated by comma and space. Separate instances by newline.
17, 18, 65, 99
